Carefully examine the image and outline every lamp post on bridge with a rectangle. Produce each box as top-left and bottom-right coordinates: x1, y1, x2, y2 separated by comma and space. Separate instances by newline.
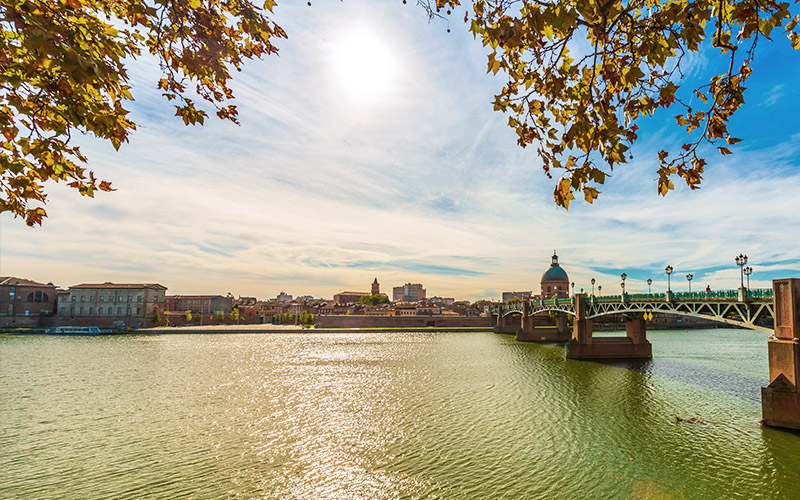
597, 285, 602, 296
665, 265, 673, 301
591, 278, 596, 296
735, 253, 748, 301
744, 266, 753, 291
686, 273, 693, 293
620, 273, 627, 303
571, 282, 575, 297
647, 278, 652, 294
735, 254, 748, 288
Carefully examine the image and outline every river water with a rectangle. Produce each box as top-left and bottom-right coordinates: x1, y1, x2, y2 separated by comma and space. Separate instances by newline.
1, 329, 798, 499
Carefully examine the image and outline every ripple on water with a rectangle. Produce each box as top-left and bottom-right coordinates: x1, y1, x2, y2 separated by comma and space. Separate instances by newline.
1, 330, 798, 499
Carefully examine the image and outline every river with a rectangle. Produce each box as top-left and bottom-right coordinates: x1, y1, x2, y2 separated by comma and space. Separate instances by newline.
1, 329, 798, 499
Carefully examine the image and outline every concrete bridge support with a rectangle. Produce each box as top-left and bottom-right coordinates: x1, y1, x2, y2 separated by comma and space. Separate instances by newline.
566, 294, 652, 360
493, 305, 522, 334
516, 312, 571, 342
762, 279, 800, 429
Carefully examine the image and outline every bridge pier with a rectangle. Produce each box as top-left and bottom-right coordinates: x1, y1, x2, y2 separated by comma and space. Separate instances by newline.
762, 279, 800, 430
566, 294, 652, 360
516, 308, 571, 343
493, 305, 522, 334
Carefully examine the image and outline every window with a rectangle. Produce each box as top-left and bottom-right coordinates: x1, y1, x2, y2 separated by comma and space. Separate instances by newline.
109, 308, 113, 315
89, 307, 94, 314
90, 296, 94, 302
137, 295, 142, 302
117, 307, 122, 314
136, 307, 140, 314
99, 307, 104, 314
71, 296, 76, 302
119, 296, 124, 302
79, 306, 84, 315
99, 296, 104, 302
109, 296, 113, 302
70, 306, 75, 314
60, 307, 65, 314
128, 296, 132, 302
27, 291, 46, 303
81, 296, 85, 302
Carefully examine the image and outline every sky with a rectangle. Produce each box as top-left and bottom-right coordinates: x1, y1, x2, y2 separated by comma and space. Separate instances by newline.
1, 0, 799, 301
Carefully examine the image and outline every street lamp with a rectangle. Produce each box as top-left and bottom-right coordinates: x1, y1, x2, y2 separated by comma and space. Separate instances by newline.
744, 266, 753, 289
665, 265, 673, 293
647, 278, 652, 294
621, 273, 627, 294
571, 282, 575, 296
591, 278, 596, 296
597, 285, 602, 296
686, 273, 693, 292
735, 253, 748, 289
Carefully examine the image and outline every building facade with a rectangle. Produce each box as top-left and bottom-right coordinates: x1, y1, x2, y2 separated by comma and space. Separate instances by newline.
165, 295, 232, 315
0, 277, 58, 327
59, 282, 167, 328
333, 291, 369, 305
371, 278, 380, 295
502, 291, 532, 302
392, 283, 426, 302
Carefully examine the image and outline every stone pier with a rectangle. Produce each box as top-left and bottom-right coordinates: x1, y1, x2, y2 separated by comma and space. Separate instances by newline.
515, 302, 571, 342
762, 279, 800, 429
566, 293, 652, 359
493, 305, 521, 334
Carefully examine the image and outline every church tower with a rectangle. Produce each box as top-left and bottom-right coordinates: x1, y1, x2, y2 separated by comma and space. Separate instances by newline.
371, 278, 380, 296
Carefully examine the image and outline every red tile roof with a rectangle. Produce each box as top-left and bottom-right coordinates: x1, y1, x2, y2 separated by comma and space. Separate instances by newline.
70, 283, 167, 290
0, 277, 54, 287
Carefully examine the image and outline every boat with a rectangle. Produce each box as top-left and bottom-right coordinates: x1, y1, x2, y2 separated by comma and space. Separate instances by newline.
45, 326, 103, 335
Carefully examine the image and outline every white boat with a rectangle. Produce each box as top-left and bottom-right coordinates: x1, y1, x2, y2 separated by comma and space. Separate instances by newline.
45, 326, 103, 335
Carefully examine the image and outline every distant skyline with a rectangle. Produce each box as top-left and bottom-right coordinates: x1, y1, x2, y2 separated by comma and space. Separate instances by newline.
1, 0, 799, 301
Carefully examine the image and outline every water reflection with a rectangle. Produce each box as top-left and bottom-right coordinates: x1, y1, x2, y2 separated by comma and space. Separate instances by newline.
0, 330, 795, 499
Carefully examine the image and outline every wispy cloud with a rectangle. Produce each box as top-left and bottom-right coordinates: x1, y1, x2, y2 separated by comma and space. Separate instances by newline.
1, 0, 799, 301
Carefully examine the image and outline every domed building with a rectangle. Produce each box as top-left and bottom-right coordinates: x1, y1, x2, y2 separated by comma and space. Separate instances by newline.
540, 251, 570, 299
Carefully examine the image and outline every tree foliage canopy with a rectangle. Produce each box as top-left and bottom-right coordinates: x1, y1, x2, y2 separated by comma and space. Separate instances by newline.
1, 0, 798, 224
358, 294, 390, 305
1, 0, 284, 224
424, 0, 799, 206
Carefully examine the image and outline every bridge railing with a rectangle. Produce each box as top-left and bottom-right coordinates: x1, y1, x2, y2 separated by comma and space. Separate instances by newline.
593, 295, 622, 302
672, 290, 738, 299
489, 287, 775, 316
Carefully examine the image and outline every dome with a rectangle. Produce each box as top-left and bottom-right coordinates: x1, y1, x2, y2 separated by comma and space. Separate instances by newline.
541, 251, 569, 282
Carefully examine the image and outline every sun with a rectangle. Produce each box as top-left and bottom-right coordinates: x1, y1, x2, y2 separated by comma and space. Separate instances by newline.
330, 26, 396, 100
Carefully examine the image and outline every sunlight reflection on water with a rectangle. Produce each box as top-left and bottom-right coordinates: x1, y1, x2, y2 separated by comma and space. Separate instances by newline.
0, 330, 797, 499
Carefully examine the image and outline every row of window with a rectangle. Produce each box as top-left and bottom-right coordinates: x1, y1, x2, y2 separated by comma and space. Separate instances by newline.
27, 291, 50, 303
71, 295, 144, 303
60, 307, 142, 315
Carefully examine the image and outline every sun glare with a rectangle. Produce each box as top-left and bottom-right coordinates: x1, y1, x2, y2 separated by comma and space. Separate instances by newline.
330, 27, 396, 101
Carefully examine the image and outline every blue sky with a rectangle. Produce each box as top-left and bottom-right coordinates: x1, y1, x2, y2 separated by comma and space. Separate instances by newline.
1, 0, 799, 301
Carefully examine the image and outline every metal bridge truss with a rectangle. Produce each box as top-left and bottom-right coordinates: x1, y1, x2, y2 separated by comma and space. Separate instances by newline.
496, 298, 774, 333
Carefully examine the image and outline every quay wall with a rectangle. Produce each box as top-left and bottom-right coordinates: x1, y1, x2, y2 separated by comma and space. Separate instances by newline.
315, 315, 491, 329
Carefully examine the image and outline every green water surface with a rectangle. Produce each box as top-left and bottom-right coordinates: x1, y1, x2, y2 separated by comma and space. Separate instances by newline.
1, 330, 797, 499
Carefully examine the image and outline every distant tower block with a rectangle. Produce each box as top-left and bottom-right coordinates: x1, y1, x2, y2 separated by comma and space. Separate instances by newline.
371, 278, 380, 296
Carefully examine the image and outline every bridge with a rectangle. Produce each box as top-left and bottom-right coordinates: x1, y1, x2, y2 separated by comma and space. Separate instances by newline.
492, 288, 775, 333
488, 279, 800, 432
